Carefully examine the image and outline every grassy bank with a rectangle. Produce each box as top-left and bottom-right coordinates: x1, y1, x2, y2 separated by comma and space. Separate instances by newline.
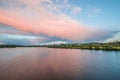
47, 42, 120, 51
0, 42, 120, 51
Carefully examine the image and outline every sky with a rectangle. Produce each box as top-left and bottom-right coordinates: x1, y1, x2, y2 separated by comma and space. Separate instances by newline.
0, 0, 120, 45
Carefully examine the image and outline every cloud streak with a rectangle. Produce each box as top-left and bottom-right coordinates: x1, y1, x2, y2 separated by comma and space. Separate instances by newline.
104, 32, 120, 42
0, 0, 108, 41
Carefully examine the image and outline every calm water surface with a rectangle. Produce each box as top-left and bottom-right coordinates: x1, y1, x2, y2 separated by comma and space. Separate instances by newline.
0, 48, 120, 80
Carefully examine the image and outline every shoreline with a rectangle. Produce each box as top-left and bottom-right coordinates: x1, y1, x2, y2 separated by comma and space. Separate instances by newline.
0, 42, 120, 51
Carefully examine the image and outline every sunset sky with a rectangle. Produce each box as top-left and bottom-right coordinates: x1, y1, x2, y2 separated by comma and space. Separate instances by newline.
0, 0, 120, 45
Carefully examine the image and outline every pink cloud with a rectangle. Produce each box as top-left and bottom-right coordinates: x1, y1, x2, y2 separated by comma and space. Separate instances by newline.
0, 0, 104, 41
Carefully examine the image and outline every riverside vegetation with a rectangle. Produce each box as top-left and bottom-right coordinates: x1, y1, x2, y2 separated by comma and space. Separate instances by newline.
47, 42, 120, 51
0, 42, 120, 51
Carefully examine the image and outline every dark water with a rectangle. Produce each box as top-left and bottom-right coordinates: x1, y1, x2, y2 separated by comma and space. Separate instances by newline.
0, 48, 120, 80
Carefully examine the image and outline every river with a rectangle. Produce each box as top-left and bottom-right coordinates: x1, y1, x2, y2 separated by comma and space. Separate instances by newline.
0, 48, 120, 80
